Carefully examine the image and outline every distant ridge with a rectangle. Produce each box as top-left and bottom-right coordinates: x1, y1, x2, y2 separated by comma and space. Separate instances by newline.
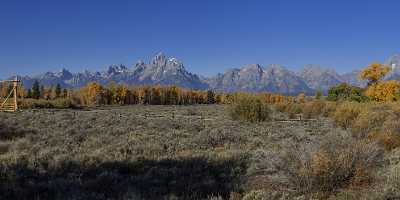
11, 53, 400, 95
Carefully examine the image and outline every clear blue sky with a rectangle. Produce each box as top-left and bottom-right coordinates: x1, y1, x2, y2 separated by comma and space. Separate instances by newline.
0, 0, 399, 78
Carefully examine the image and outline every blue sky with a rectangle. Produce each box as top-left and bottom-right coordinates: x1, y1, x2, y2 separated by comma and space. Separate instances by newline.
0, 0, 399, 78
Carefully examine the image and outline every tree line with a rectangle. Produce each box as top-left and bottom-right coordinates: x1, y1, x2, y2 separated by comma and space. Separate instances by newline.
0, 81, 223, 106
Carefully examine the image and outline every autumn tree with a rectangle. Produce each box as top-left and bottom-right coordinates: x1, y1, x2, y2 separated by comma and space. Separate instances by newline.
151, 86, 161, 105
43, 87, 52, 100
365, 80, 400, 102
359, 63, 391, 85
85, 82, 103, 105
18, 84, 25, 98
359, 62, 400, 102
169, 86, 179, 105
107, 81, 118, 104
114, 85, 128, 104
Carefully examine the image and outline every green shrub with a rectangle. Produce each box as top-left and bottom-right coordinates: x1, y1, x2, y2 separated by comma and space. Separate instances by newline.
327, 83, 368, 102
227, 94, 271, 123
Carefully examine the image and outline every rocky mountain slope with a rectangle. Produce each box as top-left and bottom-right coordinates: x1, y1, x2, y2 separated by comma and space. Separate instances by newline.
206, 64, 313, 95
17, 52, 208, 90
298, 64, 344, 93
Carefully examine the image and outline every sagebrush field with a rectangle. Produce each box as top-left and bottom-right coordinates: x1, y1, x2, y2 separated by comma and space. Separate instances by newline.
1, 103, 399, 200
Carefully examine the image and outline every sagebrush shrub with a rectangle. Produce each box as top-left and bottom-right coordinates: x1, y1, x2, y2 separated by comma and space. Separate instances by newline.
351, 108, 392, 138
321, 101, 338, 117
369, 132, 400, 151
253, 132, 383, 196
332, 102, 362, 129
302, 100, 326, 119
228, 94, 271, 123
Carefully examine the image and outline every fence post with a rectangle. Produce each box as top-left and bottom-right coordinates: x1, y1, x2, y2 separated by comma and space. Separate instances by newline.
13, 77, 18, 111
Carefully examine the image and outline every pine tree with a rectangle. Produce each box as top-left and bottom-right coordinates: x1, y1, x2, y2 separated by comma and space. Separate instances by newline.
26, 89, 32, 98
206, 90, 216, 104
40, 85, 45, 99
55, 84, 62, 98
32, 80, 41, 99
63, 88, 68, 98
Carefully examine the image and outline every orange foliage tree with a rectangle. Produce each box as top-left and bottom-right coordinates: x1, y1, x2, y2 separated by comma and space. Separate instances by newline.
364, 80, 400, 102
359, 62, 400, 102
359, 63, 391, 85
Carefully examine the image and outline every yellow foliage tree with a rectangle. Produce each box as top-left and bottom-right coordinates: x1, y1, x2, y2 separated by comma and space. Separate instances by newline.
359, 63, 391, 85
359, 62, 400, 102
115, 85, 128, 104
86, 82, 103, 104
364, 80, 400, 102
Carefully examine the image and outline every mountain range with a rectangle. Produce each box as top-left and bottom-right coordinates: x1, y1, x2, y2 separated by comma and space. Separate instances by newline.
8, 52, 400, 95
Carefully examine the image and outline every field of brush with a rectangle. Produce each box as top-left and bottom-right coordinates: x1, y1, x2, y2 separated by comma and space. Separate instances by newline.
0, 104, 399, 200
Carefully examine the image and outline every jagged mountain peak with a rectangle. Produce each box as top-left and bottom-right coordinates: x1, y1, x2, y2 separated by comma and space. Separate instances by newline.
136, 59, 145, 66
205, 63, 313, 94
239, 64, 263, 78
241, 64, 262, 71
107, 64, 128, 74
56, 68, 73, 80
166, 57, 184, 70
265, 64, 292, 76
267, 64, 289, 72
104, 64, 130, 80
151, 52, 167, 67
301, 64, 340, 77
302, 64, 325, 73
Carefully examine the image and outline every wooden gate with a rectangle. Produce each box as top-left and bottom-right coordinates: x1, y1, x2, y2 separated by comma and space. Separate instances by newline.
0, 77, 20, 112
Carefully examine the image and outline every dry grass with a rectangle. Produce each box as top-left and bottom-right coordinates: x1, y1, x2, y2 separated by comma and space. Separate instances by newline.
1, 102, 399, 199
0, 105, 338, 199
